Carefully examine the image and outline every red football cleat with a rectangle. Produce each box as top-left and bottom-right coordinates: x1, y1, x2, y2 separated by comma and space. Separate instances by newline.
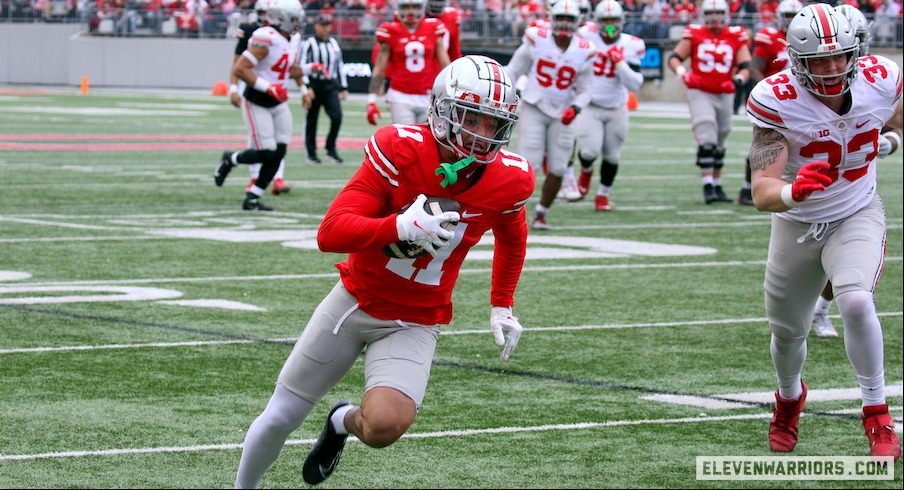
578, 168, 593, 196
272, 178, 291, 196
769, 382, 807, 452
595, 195, 611, 212
862, 404, 901, 461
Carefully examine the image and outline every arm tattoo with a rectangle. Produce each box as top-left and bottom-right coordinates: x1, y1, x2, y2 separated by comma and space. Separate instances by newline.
749, 126, 788, 172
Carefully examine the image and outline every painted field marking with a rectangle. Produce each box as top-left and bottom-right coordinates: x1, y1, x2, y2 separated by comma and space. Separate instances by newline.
0, 407, 899, 462
644, 383, 904, 410
2, 312, 900, 355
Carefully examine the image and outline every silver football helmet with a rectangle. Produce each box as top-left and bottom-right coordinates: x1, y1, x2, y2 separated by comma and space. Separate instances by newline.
835, 4, 872, 56
425, 0, 446, 17
265, 0, 302, 33
428, 55, 520, 164
786, 3, 861, 97
776, 0, 803, 32
398, 0, 427, 23
700, 0, 729, 30
594, 0, 624, 41
548, 0, 582, 38
253, 0, 269, 23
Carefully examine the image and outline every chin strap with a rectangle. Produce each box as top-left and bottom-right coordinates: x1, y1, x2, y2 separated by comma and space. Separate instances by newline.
435, 155, 477, 188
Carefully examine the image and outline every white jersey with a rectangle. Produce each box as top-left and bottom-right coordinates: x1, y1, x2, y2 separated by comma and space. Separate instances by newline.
577, 25, 646, 109
747, 55, 902, 223
505, 25, 597, 118
247, 26, 302, 88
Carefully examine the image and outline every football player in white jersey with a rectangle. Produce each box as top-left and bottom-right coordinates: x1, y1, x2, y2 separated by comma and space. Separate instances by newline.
505, 0, 596, 230
574, 0, 645, 212
746, 4, 902, 461
214, 0, 312, 211
227, 0, 299, 197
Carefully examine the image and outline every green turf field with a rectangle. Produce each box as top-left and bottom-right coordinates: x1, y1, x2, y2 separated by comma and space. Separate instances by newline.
0, 88, 900, 488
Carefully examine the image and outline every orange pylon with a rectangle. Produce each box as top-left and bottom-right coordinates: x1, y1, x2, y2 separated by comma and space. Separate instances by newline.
627, 91, 638, 110
212, 80, 228, 96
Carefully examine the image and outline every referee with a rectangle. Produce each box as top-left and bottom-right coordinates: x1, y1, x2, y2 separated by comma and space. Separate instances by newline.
300, 14, 349, 164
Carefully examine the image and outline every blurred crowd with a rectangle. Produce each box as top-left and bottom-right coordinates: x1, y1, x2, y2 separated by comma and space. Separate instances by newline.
1, 0, 901, 46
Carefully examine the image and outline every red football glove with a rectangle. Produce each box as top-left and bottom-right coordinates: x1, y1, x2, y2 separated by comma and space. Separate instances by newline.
719, 80, 737, 93
608, 46, 624, 64
681, 72, 703, 90
267, 84, 289, 103
310, 63, 328, 78
367, 102, 382, 125
791, 161, 834, 202
561, 106, 579, 125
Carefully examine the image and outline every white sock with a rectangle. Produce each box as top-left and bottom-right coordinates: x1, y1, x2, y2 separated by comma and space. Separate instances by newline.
814, 296, 832, 316
713, 177, 722, 186
235, 384, 315, 489
535, 204, 549, 216
249, 163, 261, 180
701, 175, 714, 185
771, 331, 806, 401
598, 185, 611, 197
835, 291, 887, 407
274, 159, 286, 180
330, 404, 356, 435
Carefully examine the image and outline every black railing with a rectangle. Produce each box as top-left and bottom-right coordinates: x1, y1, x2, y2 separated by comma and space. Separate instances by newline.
1, 4, 901, 48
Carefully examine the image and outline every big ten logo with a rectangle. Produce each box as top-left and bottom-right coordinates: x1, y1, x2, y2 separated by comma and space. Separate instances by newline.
811, 129, 831, 139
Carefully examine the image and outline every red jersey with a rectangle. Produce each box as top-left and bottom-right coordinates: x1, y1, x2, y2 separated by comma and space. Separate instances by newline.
682, 24, 749, 94
376, 18, 448, 95
437, 8, 462, 61
317, 124, 535, 325
752, 26, 789, 78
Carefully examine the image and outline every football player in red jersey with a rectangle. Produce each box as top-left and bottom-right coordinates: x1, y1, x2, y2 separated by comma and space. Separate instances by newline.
234, 55, 533, 488
668, 0, 751, 204
747, 4, 902, 461
737, 0, 802, 206
367, 0, 451, 126
426, 0, 463, 61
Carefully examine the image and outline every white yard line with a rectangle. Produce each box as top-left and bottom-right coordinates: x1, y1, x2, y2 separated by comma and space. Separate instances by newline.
2, 312, 900, 355
1, 407, 899, 462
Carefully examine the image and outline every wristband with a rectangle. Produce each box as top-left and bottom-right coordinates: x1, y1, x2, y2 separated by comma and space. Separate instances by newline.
882, 131, 901, 155
367, 93, 377, 104
780, 184, 798, 208
228, 83, 238, 95
253, 78, 271, 93
675, 66, 687, 78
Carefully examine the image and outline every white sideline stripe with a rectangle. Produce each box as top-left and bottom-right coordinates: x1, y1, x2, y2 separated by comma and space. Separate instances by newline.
1, 407, 899, 462
2, 313, 901, 355
4, 257, 902, 287
644, 383, 904, 410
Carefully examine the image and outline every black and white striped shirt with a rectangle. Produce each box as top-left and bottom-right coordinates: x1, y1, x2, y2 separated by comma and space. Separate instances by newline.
299, 35, 348, 90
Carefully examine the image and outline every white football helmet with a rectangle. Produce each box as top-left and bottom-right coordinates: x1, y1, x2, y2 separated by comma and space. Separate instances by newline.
787, 3, 861, 97
425, 0, 446, 17
776, 0, 803, 32
265, 0, 302, 33
700, 0, 729, 30
594, 0, 624, 41
253, 0, 269, 23
577, 0, 591, 22
428, 55, 520, 164
548, 0, 581, 38
835, 4, 872, 56
398, 0, 427, 23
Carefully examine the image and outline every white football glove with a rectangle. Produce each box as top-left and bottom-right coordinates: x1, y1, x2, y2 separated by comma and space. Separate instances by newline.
396, 194, 459, 255
877, 132, 901, 158
491, 306, 523, 361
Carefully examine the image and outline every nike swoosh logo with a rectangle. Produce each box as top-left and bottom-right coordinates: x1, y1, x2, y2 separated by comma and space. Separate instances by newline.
461, 211, 483, 218
855, 120, 870, 129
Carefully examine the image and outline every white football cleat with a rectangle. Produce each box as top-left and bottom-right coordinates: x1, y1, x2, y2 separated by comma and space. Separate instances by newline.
811, 313, 839, 338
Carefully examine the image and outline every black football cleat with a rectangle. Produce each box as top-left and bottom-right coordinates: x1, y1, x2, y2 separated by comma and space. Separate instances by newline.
738, 188, 754, 206
302, 400, 352, 485
242, 197, 273, 211
326, 151, 344, 164
713, 185, 733, 203
703, 184, 719, 204
214, 151, 236, 187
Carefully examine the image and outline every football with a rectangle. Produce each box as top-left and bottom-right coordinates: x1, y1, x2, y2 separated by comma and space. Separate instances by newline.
382, 196, 461, 259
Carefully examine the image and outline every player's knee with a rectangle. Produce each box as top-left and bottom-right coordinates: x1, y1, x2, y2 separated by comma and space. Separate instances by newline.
696, 144, 716, 167
835, 290, 875, 324
359, 416, 408, 448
